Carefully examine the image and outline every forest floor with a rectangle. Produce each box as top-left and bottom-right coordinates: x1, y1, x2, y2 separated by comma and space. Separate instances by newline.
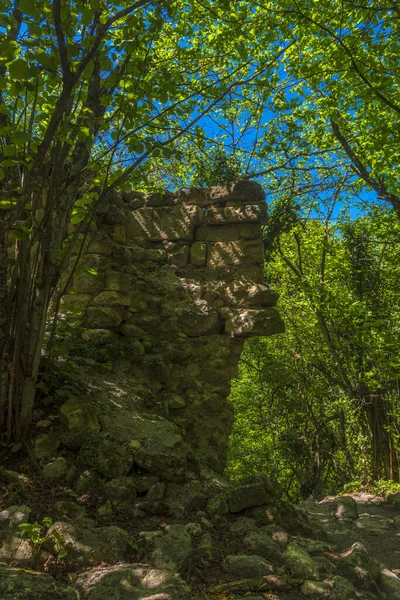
299, 493, 400, 570
297, 492, 400, 598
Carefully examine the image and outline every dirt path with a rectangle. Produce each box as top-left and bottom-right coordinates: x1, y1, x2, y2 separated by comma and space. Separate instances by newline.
297, 493, 400, 598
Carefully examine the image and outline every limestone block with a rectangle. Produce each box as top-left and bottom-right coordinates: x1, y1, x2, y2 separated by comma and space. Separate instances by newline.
167, 244, 190, 267
62, 293, 93, 310
75, 564, 191, 600
240, 223, 263, 239
109, 225, 126, 243
221, 307, 284, 337
105, 271, 131, 291
205, 204, 267, 225
87, 235, 113, 256
78, 253, 111, 270
74, 273, 106, 294
196, 225, 241, 242
190, 242, 207, 266
144, 192, 164, 206
175, 187, 210, 207
92, 291, 131, 308
208, 240, 264, 268
84, 306, 123, 328
0, 566, 76, 600
146, 248, 167, 262
127, 205, 204, 241
179, 307, 222, 337
46, 521, 130, 565
209, 180, 265, 203
205, 282, 278, 307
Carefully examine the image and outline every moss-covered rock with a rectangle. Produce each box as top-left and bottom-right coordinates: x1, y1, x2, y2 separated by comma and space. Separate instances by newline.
243, 531, 282, 562
46, 521, 130, 566
32, 430, 62, 460
74, 563, 191, 600
79, 433, 134, 478
42, 457, 68, 481
144, 524, 192, 575
0, 566, 76, 599
283, 542, 320, 580
329, 496, 359, 520
222, 554, 273, 579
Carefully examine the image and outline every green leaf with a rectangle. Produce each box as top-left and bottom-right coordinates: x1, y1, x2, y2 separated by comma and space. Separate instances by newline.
11, 442, 23, 453
4, 145, 16, 156
8, 58, 31, 79
13, 131, 30, 146
81, 7, 94, 26
77, 127, 90, 142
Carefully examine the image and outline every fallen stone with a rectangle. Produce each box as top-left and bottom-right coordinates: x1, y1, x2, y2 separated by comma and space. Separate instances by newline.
243, 531, 282, 562
79, 432, 134, 478
32, 430, 61, 459
301, 580, 330, 596
46, 521, 130, 565
283, 542, 320, 580
222, 554, 273, 578
330, 496, 359, 520
42, 457, 68, 481
228, 473, 282, 513
142, 524, 192, 575
74, 563, 191, 599
330, 575, 357, 599
0, 566, 76, 599
336, 542, 381, 589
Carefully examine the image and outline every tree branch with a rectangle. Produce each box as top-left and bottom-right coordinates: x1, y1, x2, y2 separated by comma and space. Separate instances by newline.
331, 118, 400, 218
52, 0, 72, 84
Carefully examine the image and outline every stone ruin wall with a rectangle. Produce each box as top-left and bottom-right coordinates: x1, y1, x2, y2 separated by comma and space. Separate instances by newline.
64, 180, 284, 473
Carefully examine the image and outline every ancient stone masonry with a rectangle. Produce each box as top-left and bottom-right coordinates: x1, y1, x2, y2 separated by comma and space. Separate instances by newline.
64, 180, 284, 475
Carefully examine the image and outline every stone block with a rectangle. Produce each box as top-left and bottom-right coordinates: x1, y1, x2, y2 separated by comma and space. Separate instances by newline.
74, 273, 106, 294
105, 271, 131, 291
87, 235, 113, 256
209, 180, 265, 203
190, 242, 207, 266
205, 203, 267, 225
62, 293, 93, 310
109, 225, 126, 243
208, 240, 264, 269
196, 225, 241, 242
221, 307, 284, 337
240, 223, 263, 239
127, 205, 204, 241
92, 290, 131, 308
84, 306, 123, 328
146, 248, 167, 262
168, 245, 190, 267
174, 187, 210, 207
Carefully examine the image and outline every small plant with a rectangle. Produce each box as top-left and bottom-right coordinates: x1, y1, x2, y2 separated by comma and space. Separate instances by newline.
372, 479, 400, 498
19, 517, 68, 560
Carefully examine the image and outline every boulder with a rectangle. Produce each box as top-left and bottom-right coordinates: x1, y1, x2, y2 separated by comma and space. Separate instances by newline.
52, 501, 87, 521
300, 580, 331, 597
228, 473, 282, 513
230, 517, 258, 537
387, 492, 400, 507
98, 412, 187, 482
101, 477, 137, 510
330, 496, 359, 520
330, 575, 357, 599
0, 566, 76, 599
74, 564, 190, 600
79, 433, 134, 478
42, 457, 68, 481
243, 531, 282, 562
336, 542, 381, 589
222, 554, 273, 578
142, 524, 192, 575
46, 521, 130, 565
59, 397, 100, 450
283, 543, 320, 580
32, 430, 61, 459
198, 532, 217, 562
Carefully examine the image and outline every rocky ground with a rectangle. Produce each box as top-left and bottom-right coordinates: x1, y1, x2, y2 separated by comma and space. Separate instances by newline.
2, 460, 400, 600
